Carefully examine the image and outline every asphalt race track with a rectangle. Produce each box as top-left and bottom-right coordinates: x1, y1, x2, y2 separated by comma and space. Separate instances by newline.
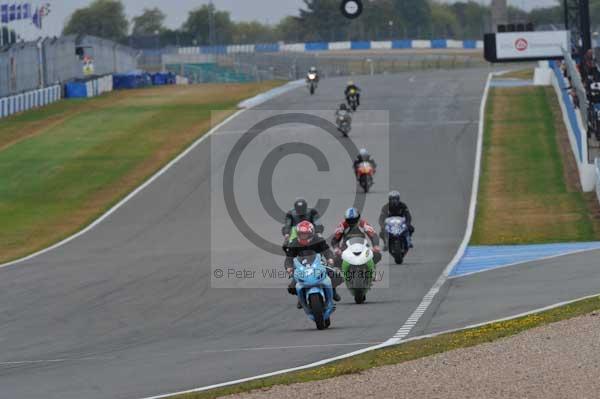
0, 69, 494, 399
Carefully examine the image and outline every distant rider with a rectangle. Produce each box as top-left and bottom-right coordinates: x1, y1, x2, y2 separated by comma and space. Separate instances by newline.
331, 208, 382, 264
353, 148, 377, 178
306, 66, 320, 83
335, 103, 352, 121
379, 191, 414, 249
284, 221, 342, 306
345, 80, 361, 106
282, 198, 323, 242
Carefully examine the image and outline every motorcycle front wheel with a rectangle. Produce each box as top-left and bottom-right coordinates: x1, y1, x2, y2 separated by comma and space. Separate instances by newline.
309, 293, 327, 330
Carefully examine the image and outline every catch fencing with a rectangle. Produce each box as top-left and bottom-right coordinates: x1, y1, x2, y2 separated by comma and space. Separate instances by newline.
0, 35, 138, 98
597, 157, 600, 204
217, 51, 486, 82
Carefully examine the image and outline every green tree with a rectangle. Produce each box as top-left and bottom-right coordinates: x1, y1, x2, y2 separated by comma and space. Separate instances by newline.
430, 2, 461, 38
528, 6, 562, 27
132, 7, 166, 36
233, 21, 275, 44
298, 0, 352, 41
450, 1, 489, 39
63, 0, 129, 42
274, 16, 303, 42
392, 0, 432, 38
182, 4, 233, 45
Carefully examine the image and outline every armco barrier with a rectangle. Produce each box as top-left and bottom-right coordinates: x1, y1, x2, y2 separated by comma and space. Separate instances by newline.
0, 85, 61, 119
550, 60, 596, 191
178, 39, 484, 55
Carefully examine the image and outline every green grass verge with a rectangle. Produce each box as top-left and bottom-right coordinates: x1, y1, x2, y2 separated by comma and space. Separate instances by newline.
0, 82, 282, 264
167, 295, 600, 399
471, 86, 599, 244
501, 68, 535, 80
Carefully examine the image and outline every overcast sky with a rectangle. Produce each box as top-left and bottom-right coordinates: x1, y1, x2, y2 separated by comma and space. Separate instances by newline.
38, 0, 560, 37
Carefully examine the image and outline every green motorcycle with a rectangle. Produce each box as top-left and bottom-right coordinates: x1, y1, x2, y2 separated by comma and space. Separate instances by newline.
341, 237, 376, 304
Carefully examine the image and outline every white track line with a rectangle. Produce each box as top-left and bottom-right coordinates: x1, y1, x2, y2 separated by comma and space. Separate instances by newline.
386, 72, 493, 343
0, 81, 302, 270
138, 73, 495, 399
0, 110, 243, 270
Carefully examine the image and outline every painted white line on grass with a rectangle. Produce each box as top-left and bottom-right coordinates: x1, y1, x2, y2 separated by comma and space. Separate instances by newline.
0, 82, 301, 270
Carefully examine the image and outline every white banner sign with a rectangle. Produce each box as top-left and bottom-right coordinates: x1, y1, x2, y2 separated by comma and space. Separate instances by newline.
496, 31, 569, 60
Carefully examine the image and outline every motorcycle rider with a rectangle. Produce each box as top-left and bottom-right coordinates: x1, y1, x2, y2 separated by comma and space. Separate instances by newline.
379, 191, 414, 249
331, 208, 382, 264
345, 80, 361, 106
335, 103, 352, 123
284, 221, 342, 307
306, 66, 320, 83
353, 148, 377, 178
282, 198, 323, 242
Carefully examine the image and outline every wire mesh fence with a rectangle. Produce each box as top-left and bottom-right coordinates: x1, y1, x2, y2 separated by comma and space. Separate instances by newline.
168, 53, 488, 83
0, 35, 138, 98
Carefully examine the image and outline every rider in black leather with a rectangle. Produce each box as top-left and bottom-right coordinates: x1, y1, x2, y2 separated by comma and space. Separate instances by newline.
379, 191, 414, 249
281, 198, 323, 239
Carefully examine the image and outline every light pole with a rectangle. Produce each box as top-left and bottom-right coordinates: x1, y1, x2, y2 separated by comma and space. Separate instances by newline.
208, 0, 216, 48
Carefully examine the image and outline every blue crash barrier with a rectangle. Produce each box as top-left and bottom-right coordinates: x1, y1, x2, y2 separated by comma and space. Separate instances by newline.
113, 71, 152, 90
351, 41, 371, 50
65, 81, 88, 98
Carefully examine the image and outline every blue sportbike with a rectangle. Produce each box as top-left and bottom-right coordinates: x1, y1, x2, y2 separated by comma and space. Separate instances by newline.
293, 254, 335, 330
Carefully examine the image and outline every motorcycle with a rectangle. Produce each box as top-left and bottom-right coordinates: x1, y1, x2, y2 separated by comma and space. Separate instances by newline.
336, 111, 352, 137
293, 253, 335, 330
385, 216, 410, 264
347, 89, 359, 111
341, 237, 375, 304
356, 161, 375, 193
307, 73, 318, 95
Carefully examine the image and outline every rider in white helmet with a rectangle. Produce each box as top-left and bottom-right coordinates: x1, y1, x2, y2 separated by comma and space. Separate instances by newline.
353, 148, 377, 178
306, 66, 320, 82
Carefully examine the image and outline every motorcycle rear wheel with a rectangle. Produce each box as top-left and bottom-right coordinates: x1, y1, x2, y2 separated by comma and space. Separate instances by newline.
354, 292, 366, 304
359, 176, 370, 193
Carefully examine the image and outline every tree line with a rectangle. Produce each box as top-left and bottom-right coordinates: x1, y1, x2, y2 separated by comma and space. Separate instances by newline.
61, 0, 590, 48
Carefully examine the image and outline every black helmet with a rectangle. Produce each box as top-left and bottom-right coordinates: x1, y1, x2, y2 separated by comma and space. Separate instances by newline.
340, 103, 348, 111
294, 198, 308, 216
389, 191, 401, 209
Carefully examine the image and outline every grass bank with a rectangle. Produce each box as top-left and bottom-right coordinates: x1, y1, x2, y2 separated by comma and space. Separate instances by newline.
0, 82, 282, 264
166, 295, 600, 399
471, 86, 600, 245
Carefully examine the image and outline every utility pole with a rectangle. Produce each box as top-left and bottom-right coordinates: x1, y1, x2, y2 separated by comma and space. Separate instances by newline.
491, 0, 508, 32
564, 0, 592, 56
208, 0, 216, 47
